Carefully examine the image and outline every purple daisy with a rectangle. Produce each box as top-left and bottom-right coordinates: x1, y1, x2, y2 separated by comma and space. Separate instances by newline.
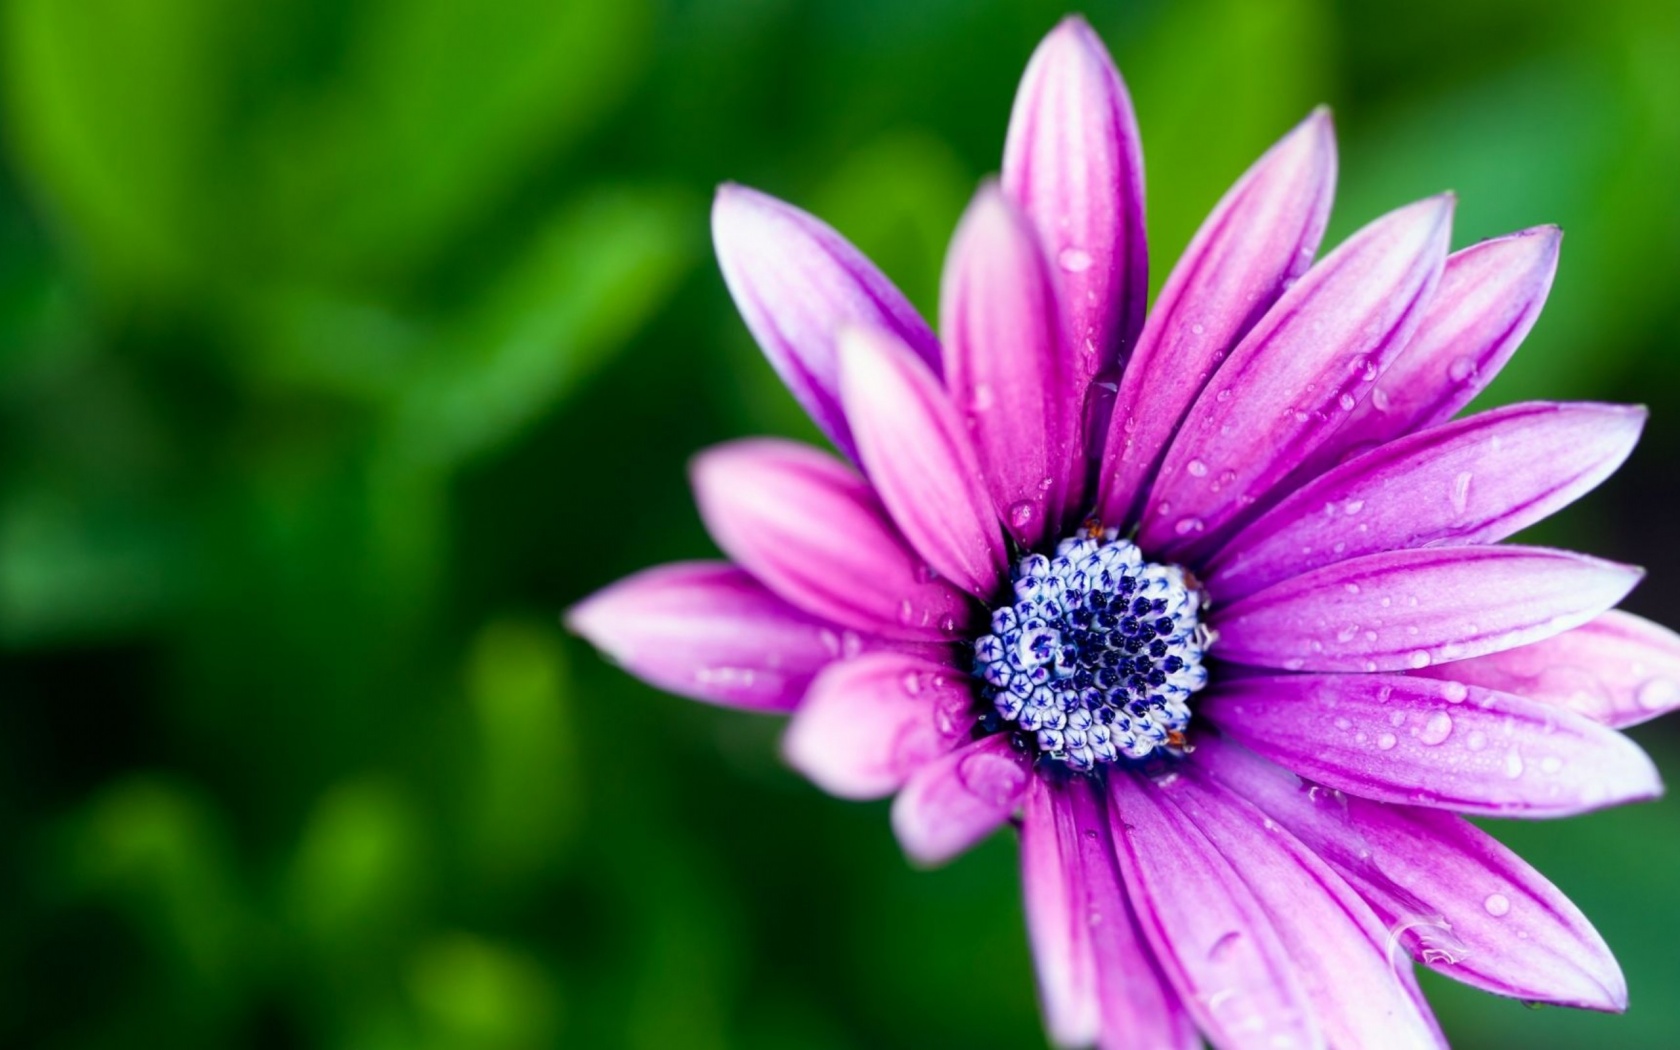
568, 16, 1680, 1048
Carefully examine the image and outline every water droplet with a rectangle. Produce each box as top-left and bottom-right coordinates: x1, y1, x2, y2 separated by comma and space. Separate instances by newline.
1450, 472, 1473, 515
1370, 387, 1392, 412
1174, 517, 1205, 536
971, 382, 996, 411
1338, 393, 1357, 411
1449, 357, 1476, 383
902, 671, 923, 696
1377, 733, 1398, 751
1058, 247, 1093, 273
898, 599, 915, 625
1419, 711, 1453, 745
1441, 681, 1468, 704
1208, 931, 1243, 962
1465, 730, 1487, 752
1187, 459, 1209, 477
1344, 499, 1365, 515
1636, 678, 1680, 711
1408, 650, 1433, 669
1009, 500, 1037, 530
1483, 893, 1511, 917
1344, 582, 1361, 595
1191, 322, 1206, 336
1503, 747, 1525, 779
818, 629, 842, 657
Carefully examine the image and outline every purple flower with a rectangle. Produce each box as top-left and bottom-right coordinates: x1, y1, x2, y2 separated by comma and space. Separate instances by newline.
568, 16, 1679, 1048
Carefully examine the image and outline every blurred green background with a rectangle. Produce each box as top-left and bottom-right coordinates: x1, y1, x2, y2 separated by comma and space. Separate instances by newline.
3, 0, 1679, 1046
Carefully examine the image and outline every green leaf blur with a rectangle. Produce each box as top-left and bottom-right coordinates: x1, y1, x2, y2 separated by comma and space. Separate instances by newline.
2, 0, 1678, 1046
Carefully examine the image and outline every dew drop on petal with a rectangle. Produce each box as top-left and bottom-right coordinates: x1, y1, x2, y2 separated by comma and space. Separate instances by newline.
1377, 733, 1398, 751
1009, 500, 1037, 531
1449, 357, 1476, 383
1465, 729, 1487, 752
1058, 247, 1093, 273
1187, 459, 1209, 477
1408, 650, 1432, 669
1419, 711, 1453, 746
1503, 747, 1525, 779
1636, 678, 1680, 711
1441, 681, 1468, 704
1483, 893, 1511, 917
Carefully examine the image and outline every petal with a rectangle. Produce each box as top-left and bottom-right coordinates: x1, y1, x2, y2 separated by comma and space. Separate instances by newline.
1021, 778, 1196, 1049
891, 734, 1032, 867
1197, 734, 1629, 1011
1412, 609, 1680, 729
1207, 402, 1646, 601
1003, 15, 1146, 395
1140, 196, 1454, 559
781, 653, 973, 800
713, 184, 940, 462
1327, 227, 1562, 460
566, 562, 873, 712
1211, 545, 1644, 673
1098, 109, 1336, 527
1199, 673, 1663, 818
691, 438, 976, 641
1170, 768, 1445, 1049
1106, 770, 1321, 1050
940, 184, 1081, 546
839, 325, 1009, 599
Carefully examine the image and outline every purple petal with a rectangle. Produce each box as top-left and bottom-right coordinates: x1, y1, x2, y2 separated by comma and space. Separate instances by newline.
1197, 734, 1629, 1010
1412, 609, 1680, 729
1325, 227, 1562, 462
1170, 768, 1445, 1049
713, 184, 940, 462
1106, 770, 1320, 1049
781, 653, 972, 800
1021, 778, 1196, 1049
691, 438, 976, 641
891, 734, 1032, 867
1002, 15, 1146, 421
940, 184, 1082, 546
1207, 402, 1646, 601
566, 562, 877, 712
1140, 196, 1454, 559
1211, 545, 1644, 673
1098, 109, 1336, 527
839, 326, 1008, 599
1200, 673, 1663, 818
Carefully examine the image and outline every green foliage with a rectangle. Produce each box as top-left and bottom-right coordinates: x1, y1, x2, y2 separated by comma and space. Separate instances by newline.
3, 0, 1679, 1047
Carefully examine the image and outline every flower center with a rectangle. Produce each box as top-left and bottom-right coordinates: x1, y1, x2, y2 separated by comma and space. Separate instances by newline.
973, 528, 1210, 771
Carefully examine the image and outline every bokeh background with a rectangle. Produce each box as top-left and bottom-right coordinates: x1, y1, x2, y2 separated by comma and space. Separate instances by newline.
3, 0, 1679, 1046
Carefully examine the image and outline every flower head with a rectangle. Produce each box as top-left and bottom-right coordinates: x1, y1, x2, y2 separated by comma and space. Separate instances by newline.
569, 16, 1678, 1048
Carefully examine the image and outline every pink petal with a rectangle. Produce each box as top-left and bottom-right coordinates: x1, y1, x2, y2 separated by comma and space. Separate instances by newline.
1412, 609, 1680, 729
566, 562, 877, 712
890, 734, 1032, 867
1200, 673, 1663, 818
940, 184, 1082, 546
1140, 196, 1454, 560
691, 438, 976, 641
1211, 545, 1644, 673
839, 325, 1008, 599
1171, 768, 1445, 1049
1326, 227, 1562, 462
713, 184, 940, 462
1003, 15, 1146, 432
1106, 770, 1320, 1050
1197, 734, 1629, 1011
1098, 109, 1336, 527
781, 653, 973, 800
1207, 401, 1646, 601
1021, 778, 1196, 1049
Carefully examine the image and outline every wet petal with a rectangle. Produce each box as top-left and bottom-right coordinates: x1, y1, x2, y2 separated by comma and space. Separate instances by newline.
891, 734, 1032, 867
713, 184, 940, 462
566, 562, 874, 712
782, 653, 972, 800
940, 184, 1081, 546
1211, 545, 1644, 673
1106, 770, 1321, 1050
1207, 402, 1646, 601
1099, 109, 1336, 527
1197, 734, 1629, 1011
840, 325, 1009, 599
1200, 673, 1663, 818
1412, 609, 1680, 729
1171, 768, 1445, 1049
1327, 227, 1562, 461
1140, 196, 1454, 559
1003, 15, 1146, 412
1021, 778, 1196, 1049
691, 438, 976, 641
